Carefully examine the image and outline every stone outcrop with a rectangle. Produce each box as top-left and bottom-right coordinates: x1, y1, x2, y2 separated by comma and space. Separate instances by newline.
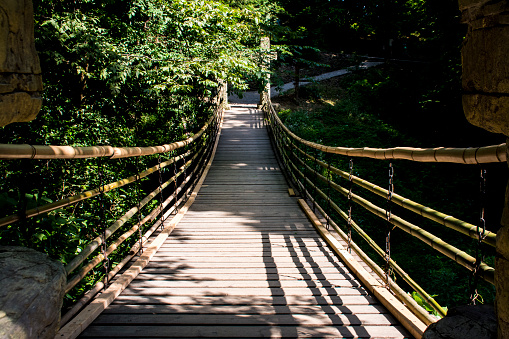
0, 0, 43, 127
0, 246, 66, 339
460, 0, 509, 136
423, 304, 497, 339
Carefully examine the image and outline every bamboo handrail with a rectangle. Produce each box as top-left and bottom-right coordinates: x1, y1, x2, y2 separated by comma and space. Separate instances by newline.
291, 142, 497, 247
0, 112, 216, 160
60, 179, 195, 327
64, 104, 220, 292
278, 142, 444, 322
0, 150, 191, 228
299, 179, 443, 323
263, 92, 502, 323
64, 153, 197, 275
290, 149, 495, 284
271, 120, 446, 322
65, 159, 196, 292
281, 146, 448, 317
267, 103, 507, 164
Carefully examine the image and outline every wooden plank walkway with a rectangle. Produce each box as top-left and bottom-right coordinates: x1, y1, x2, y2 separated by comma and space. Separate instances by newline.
80, 106, 411, 338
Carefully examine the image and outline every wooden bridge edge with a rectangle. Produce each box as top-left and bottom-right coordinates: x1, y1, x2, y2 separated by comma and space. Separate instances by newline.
55, 113, 224, 339
297, 198, 427, 339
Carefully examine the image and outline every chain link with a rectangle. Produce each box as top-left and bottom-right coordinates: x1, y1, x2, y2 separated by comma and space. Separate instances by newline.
183, 149, 189, 201
385, 162, 394, 290
347, 159, 354, 253
135, 156, 143, 255
157, 155, 165, 231
386, 163, 394, 221
312, 148, 319, 212
325, 157, 332, 230
470, 168, 487, 305
172, 151, 179, 215
98, 157, 110, 290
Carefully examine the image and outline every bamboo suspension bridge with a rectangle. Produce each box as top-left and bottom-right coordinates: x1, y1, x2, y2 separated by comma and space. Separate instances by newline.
0, 88, 507, 338
68, 105, 414, 338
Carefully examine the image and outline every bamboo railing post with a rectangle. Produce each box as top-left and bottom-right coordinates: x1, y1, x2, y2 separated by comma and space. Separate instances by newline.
497, 141, 509, 338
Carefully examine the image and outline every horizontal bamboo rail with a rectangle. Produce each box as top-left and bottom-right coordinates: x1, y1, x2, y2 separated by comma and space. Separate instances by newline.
65, 161, 196, 292
0, 149, 195, 229
290, 148, 495, 284
64, 152, 198, 275
277, 145, 442, 323
56, 100, 223, 339
63, 105, 220, 293
283, 148, 447, 318
0, 113, 216, 160
299, 179, 441, 324
292, 143, 497, 247
60, 177, 197, 327
267, 104, 506, 164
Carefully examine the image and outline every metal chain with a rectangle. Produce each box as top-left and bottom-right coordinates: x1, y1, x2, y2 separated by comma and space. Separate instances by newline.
347, 159, 354, 252
172, 150, 180, 215
135, 156, 143, 255
325, 156, 332, 230
470, 168, 487, 305
157, 155, 165, 231
385, 162, 394, 290
183, 149, 189, 201
98, 157, 110, 289
312, 148, 319, 212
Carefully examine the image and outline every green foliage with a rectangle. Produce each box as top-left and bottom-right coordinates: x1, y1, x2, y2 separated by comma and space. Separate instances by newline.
1, 0, 275, 311
411, 292, 448, 318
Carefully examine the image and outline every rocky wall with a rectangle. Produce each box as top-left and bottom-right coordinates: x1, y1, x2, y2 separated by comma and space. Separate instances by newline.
459, 1, 509, 338
0, 0, 42, 127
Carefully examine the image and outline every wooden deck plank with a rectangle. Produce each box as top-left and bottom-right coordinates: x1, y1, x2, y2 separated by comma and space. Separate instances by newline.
137, 267, 354, 275
126, 279, 360, 289
133, 273, 356, 281
102, 304, 389, 315
80, 106, 411, 339
118, 287, 368, 297
110, 294, 380, 306
92, 313, 398, 326
80, 325, 409, 338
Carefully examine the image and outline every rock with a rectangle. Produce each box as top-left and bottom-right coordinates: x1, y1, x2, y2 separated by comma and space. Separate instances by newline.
0, 0, 43, 126
462, 94, 509, 135
422, 304, 497, 339
460, 0, 509, 136
0, 246, 66, 339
